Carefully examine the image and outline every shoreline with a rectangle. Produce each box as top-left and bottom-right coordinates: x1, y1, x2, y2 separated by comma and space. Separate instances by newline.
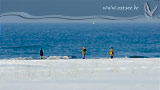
0, 58, 160, 61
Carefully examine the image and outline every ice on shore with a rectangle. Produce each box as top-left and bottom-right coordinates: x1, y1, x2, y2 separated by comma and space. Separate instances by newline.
0, 58, 160, 90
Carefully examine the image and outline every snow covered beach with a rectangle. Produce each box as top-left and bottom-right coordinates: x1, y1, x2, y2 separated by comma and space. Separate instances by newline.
0, 58, 159, 90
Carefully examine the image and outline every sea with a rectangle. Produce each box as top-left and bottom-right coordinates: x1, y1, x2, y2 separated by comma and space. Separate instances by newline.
0, 23, 160, 59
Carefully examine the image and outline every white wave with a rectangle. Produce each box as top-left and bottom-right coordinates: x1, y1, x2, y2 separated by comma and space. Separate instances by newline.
46, 56, 71, 60
0, 57, 33, 60
0, 56, 72, 60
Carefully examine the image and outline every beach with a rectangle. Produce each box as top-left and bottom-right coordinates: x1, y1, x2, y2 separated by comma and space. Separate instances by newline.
0, 58, 159, 90
1, 1, 160, 90
0, 23, 160, 90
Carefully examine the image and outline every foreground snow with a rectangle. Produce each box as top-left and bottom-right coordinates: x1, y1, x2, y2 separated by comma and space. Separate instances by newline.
0, 58, 160, 90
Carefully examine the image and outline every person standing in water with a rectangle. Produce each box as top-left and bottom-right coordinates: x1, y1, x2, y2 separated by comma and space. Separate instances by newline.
82, 46, 87, 59
40, 48, 43, 59
110, 47, 114, 59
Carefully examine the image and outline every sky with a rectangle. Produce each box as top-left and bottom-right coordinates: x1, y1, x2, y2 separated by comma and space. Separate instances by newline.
0, 0, 160, 17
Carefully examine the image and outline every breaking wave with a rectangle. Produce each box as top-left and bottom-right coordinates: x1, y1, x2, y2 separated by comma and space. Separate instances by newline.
0, 56, 77, 60
0, 55, 153, 60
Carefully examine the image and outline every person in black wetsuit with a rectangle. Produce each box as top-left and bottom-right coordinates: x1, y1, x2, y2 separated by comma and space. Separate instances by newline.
40, 48, 43, 59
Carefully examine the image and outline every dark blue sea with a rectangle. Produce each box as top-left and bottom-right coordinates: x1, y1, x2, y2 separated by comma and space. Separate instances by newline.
0, 23, 160, 59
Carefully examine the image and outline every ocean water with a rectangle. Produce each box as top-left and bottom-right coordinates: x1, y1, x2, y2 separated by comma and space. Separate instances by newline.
0, 23, 160, 59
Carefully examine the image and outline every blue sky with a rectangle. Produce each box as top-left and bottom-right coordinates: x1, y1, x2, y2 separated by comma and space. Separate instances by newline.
0, 0, 160, 17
